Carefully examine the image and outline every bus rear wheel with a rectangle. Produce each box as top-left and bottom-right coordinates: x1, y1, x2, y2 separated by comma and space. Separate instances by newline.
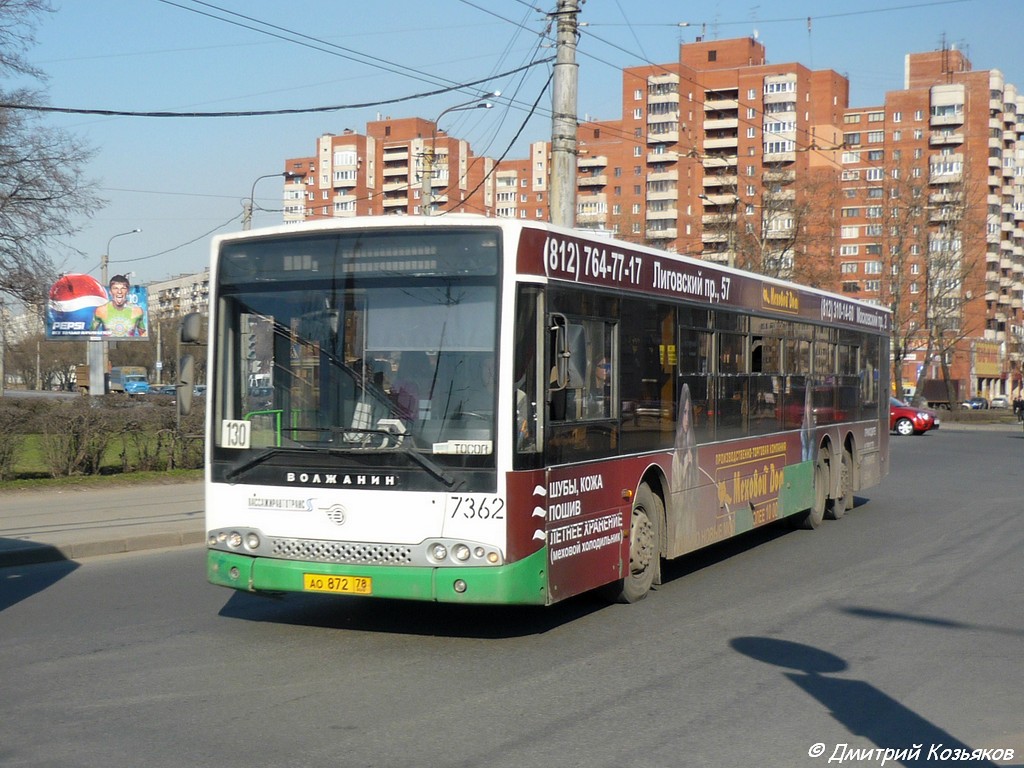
605, 483, 662, 603
796, 451, 828, 530
827, 447, 854, 520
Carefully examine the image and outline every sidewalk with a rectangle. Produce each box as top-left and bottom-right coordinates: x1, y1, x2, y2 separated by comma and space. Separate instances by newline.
0, 480, 204, 568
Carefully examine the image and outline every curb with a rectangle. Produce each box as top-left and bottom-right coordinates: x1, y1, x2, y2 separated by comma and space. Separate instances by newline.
0, 529, 206, 568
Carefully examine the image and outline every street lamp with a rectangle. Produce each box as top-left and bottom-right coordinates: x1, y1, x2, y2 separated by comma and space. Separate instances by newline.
91, 228, 141, 396
102, 228, 141, 287
243, 172, 296, 230
421, 92, 499, 216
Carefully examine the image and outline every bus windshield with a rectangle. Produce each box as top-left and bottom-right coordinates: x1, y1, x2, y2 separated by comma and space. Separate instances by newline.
211, 227, 501, 476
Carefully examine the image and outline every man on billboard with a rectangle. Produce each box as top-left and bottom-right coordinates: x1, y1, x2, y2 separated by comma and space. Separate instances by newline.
91, 274, 147, 338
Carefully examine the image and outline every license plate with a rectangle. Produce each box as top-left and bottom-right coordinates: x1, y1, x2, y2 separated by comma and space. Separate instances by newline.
302, 573, 372, 595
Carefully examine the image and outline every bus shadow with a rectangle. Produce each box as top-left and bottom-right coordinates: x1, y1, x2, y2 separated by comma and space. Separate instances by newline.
730, 636, 1002, 767
217, 588, 611, 637
0, 551, 79, 613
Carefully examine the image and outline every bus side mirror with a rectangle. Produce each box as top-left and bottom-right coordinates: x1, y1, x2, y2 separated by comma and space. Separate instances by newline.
178, 354, 195, 416
549, 314, 569, 391
180, 312, 202, 344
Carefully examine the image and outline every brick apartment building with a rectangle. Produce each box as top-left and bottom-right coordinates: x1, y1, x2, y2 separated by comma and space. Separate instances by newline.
278, 37, 1024, 400
838, 48, 1024, 399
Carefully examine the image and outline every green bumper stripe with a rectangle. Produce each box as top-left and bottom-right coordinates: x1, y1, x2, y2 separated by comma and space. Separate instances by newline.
207, 547, 550, 605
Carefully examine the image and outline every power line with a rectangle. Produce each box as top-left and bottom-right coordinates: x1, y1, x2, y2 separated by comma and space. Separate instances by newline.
0, 59, 551, 118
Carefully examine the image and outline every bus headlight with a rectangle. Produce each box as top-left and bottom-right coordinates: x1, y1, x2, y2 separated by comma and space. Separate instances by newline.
452, 543, 471, 562
428, 543, 448, 562
245, 532, 261, 550
227, 531, 243, 548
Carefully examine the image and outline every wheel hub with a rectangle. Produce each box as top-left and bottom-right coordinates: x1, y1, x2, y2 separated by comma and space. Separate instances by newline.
630, 510, 654, 575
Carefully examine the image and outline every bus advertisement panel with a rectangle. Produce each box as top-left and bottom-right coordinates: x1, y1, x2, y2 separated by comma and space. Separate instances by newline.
200, 216, 889, 608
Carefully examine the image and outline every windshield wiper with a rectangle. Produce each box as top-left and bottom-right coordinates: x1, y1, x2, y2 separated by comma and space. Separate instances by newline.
223, 445, 313, 482
329, 426, 457, 488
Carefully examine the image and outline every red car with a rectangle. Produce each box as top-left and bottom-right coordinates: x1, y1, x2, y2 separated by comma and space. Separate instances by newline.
889, 397, 940, 436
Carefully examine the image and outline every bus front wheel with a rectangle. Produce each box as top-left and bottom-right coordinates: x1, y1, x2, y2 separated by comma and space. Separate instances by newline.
605, 483, 662, 603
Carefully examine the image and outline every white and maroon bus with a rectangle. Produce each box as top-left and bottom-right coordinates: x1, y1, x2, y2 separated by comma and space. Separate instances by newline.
196, 215, 889, 605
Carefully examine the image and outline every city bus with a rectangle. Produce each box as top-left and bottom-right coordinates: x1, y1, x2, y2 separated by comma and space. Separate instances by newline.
192, 215, 890, 606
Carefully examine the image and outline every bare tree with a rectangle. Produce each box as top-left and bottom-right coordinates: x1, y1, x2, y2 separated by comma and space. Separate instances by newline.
706, 162, 839, 287
0, 0, 102, 304
872, 156, 933, 400
874, 152, 986, 403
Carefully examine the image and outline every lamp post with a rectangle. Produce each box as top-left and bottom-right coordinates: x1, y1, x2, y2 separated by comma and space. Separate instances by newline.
89, 228, 140, 396
421, 93, 499, 216
243, 172, 295, 230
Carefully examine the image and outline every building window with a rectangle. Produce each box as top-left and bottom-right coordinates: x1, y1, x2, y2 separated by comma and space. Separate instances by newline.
633, 108, 642, 119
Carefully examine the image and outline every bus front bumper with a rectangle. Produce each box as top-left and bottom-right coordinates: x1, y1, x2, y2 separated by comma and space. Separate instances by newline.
207, 548, 549, 606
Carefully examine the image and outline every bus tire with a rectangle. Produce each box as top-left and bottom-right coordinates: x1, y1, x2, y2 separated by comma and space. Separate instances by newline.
796, 451, 828, 530
605, 483, 662, 603
827, 446, 854, 520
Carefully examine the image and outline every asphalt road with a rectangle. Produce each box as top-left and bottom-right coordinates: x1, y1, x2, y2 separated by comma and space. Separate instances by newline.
1, 428, 1021, 768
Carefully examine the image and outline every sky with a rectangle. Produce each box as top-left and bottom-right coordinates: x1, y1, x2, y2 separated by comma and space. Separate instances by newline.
19, 0, 1024, 286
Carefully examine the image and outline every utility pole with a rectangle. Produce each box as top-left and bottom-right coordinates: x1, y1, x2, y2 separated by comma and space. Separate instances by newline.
549, 0, 580, 229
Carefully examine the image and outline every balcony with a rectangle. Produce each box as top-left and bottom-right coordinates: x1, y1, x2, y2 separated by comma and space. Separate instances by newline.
929, 130, 963, 146
704, 97, 739, 111
648, 129, 679, 144
645, 227, 677, 240
648, 169, 678, 183
578, 175, 607, 187
704, 136, 738, 150
703, 175, 738, 188
646, 150, 678, 164
702, 155, 737, 169
703, 118, 738, 131
930, 112, 964, 127
578, 154, 607, 169
646, 188, 678, 202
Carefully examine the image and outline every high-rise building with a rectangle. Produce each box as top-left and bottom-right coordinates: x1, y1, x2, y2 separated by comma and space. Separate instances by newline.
838, 48, 1024, 399
276, 36, 1024, 398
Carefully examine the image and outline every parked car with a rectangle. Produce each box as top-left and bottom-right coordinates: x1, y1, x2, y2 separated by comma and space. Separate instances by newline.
890, 397, 940, 436
151, 384, 177, 396
989, 395, 1010, 409
961, 396, 989, 410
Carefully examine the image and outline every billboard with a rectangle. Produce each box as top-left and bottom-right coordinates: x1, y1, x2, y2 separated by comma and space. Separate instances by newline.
46, 273, 149, 340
